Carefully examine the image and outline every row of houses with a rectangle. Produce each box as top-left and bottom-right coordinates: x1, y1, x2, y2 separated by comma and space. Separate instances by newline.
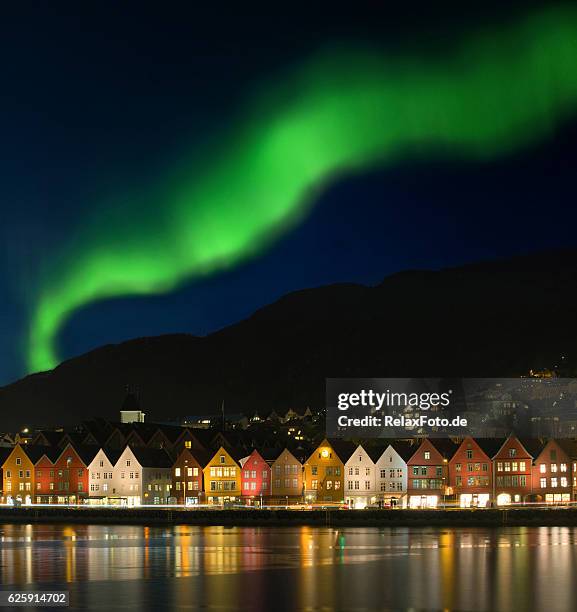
30, 418, 312, 456
2, 435, 577, 508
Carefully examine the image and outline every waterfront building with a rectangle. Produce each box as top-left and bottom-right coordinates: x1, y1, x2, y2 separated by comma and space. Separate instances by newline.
303, 439, 350, 504
172, 448, 208, 505
493, 435, 541, 505
87, 447, 122, 503
373, 442, 414, 507
344, 444, 377, 509
203, 446, 242, 505
239, 449, 272, 506
1, 444, 45, 505
34, 444, 97, 505
406, 439, 457, 508
0, 447, 12, 502
532, 439, 572, 504
269, 448, 304, 504
106, 445, 173, 506
33, 447, 60, 503
449, 437, 500, 508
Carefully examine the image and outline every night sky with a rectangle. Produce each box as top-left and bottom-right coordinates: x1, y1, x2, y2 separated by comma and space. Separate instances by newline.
1, 1, 577, 385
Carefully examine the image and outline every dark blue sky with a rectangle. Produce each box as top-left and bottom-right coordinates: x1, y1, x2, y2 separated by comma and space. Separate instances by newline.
0, 1, 575, 384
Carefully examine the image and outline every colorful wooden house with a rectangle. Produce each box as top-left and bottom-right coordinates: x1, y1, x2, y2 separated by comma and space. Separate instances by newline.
269, 448, 303, 504
532, 439, 572, 504
239, 449, 271, 505
1, 444, 43, 505
203, 446, 241, 505
172, 448, 208, 505
373, 442, 414, 507
449, 437, 500, 508
303, 439, 347, 504
344, 444, 377, 509
493, 435, 541, 505
406, 439, 457, 508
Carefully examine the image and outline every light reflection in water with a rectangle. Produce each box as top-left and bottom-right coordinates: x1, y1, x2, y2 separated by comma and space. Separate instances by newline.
0, 524, 576, 611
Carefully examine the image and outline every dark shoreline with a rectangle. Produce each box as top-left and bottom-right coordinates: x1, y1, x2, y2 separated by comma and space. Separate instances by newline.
2, 507, 577, 527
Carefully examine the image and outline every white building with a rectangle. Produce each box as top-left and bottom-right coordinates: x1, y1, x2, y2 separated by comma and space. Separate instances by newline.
120, 410, 145, 424
374, 443, 411, 507
91, 446, 172, 506
344, 444, 377, 509
87, 448, 121, 504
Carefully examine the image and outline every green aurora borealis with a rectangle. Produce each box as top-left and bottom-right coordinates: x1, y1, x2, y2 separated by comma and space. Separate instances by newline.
28, 6, 577, 373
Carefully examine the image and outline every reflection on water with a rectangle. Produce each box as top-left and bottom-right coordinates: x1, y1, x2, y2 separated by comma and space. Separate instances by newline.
1, 523, 576, 611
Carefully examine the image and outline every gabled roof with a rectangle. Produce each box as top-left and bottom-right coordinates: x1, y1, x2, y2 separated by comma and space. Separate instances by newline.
101, 447, 123, 465
260, 448, 284, 463
327, 439, 357, 464
407, 438, 459, 463
175, 447, 212, 468
518, 438, 548, 459
129, 446, 173, 468
155, 424, 187, 444
556, 439, 577, 458
24, 445, 58, 464
388, 440, 419, 462
207, 445, 244, 463
64, 432, 91, 447
475, 438, 507, 459
429, 439, 460, 460
32, 431, 64, 446
71, 445, 100, 466
492, 434, 544, 459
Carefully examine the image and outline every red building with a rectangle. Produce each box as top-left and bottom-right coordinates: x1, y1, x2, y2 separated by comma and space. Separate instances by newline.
36, 444, 97, 504
493, 435, 541, 505
407, 439, 457, 508
34, 448, 60, 503
240, 449, 271, 505
532, 439, 572, 504
449, 437, 500, 508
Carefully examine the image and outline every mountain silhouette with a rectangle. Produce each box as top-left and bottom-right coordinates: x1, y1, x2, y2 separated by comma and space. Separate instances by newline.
1, 249, 576, 431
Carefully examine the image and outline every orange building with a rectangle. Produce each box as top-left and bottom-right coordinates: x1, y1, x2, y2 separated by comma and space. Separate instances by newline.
203, 446, 241, 505
303, 439, 345, 504
1, 445, 44, 504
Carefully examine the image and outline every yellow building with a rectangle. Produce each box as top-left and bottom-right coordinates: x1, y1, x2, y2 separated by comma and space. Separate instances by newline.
1, 445, 41, 505
303, 439, 346, 504
203, 446, 241, 505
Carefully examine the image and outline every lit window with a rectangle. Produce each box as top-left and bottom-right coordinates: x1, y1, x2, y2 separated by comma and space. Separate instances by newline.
175, 468, 181, 477
540, 464, 546, 473
551, 478, 558, 488
560, 463, 567, 473
540, 478, 547, 488
551, 464, 558, 473
424, 451, 430, 460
